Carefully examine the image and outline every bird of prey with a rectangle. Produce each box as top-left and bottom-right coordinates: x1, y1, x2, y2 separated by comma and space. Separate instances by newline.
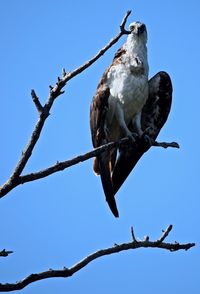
90, 21, 172, 217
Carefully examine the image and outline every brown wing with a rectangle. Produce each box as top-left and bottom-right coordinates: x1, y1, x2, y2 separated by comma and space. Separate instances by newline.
112, 71, 173, 195
90, 72, 119, 217
113, 47, 126, 62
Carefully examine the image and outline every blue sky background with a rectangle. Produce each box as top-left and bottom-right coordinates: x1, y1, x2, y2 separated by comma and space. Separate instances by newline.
1, 0, 200, 293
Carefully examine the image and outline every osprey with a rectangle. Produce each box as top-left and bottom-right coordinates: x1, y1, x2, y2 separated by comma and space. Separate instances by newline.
90, 22, 172, 217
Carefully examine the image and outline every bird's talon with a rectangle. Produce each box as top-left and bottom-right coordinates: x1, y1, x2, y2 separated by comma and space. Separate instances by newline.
142, 134, 154, 146
127, 132, 139, 142
143, 126, 154, 136
127, 134, 135, 142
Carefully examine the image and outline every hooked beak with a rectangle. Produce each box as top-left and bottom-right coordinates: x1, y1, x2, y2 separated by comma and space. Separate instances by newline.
136, 24, 146, 36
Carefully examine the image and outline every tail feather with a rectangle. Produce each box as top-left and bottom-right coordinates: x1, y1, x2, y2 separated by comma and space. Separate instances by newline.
112, 139, 150, 195
98, 151, 119, 217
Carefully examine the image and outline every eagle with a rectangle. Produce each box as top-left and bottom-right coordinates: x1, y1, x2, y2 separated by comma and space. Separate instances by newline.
90, 21, 172, 217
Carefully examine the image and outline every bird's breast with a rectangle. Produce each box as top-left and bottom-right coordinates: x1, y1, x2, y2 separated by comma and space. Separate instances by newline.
107, 64, 149, 123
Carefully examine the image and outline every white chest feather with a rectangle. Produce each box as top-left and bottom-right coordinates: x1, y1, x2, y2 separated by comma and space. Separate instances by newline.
106, 34, 149, 125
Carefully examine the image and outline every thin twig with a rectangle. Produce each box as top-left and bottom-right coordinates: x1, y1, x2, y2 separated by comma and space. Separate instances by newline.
60, 10, 132, 85
156, 224, 173, 243
0, 249, 13, 257
31, 90, 43, 113
0, 225, 194, 292
0, 11, 132, 198
153, 141, 179, 149
130, 227, 137, 242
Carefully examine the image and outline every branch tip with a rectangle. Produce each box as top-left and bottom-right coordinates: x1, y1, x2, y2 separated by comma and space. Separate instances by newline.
31, 89, 43, 113
0, 249, 13, 257
120, 10, 132, 34
153, 141, 180, 149
130, 226, 137, 242
62, 68, 66, 77
157, 224, 173, 243
144, 235, 149, 241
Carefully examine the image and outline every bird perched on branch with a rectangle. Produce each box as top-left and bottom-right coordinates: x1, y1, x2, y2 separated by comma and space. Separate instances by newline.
90, 21, 172, 217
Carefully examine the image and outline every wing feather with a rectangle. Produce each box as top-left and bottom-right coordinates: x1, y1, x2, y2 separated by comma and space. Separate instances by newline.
90, 73, 119, 217
112, 71, 173, 195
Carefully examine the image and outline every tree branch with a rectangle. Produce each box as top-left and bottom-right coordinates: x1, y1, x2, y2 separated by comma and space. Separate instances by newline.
0, 11, 132, 198
0, 137, 179, 196
31, 90, 43, 113
153, 141, 179, 149
60, 10, 131, 83
0, 225, 194, 292
156, 224, 173, 243
0, 249, 13, 258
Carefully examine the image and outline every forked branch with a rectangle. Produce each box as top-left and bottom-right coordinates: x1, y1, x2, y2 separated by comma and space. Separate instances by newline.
0, 225, 194, 292
0, 11, 194, 294
0, 11, 132, 198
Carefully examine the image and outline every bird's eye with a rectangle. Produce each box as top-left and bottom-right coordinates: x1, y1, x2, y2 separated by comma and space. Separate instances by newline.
129, 25, 135, 31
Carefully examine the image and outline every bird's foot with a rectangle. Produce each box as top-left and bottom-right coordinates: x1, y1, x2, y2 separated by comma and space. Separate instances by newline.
141, 126, 155, 146
143, 126, 154, 136
120, 132, 139, 149
126, 131, 139, 142
142, 133, 154, 147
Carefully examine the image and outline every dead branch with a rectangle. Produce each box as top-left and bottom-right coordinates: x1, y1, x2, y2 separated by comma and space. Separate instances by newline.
0, 11, 193, 294
0, 225, 194, 292
0, 249, 13, 258
156, 224, 173, 243
31, 90, 43, 113
0, 11, 132, 198
153, 141, 179, 149
0, 137, 179, 195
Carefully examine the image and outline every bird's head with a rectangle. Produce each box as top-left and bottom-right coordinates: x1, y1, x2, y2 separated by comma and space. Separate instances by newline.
128, 21, 147, 43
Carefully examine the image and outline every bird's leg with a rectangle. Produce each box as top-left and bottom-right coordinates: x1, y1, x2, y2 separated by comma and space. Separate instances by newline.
131, 114, 154, 147
132, 115, 154, 148
115, 103, 137, 141
132, 112, 143, 137
142, 126, 155, 147
132, 113, 154, 147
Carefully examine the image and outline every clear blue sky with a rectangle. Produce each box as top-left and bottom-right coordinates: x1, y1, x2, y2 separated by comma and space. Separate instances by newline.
1, 0, 199, 293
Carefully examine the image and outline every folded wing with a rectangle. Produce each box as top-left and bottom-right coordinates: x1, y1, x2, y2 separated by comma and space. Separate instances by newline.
112, 71, 172, 195
90, 79, 119, 217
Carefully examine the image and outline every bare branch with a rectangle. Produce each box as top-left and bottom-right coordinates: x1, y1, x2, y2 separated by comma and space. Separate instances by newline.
156, 224, 173, 243
60, 10, 132, 84
62, 67, 67, 78
0, 11, 132, 198
0, 136, 179, 196
0, 249, 13, 258
130, 226, 137, 242
153, 141, 179, 149
19, 138, 179, 181
120, 10, 132, 33
0, 225, 194, 292
31, 90, 43, 113
1, 138, 178, 195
